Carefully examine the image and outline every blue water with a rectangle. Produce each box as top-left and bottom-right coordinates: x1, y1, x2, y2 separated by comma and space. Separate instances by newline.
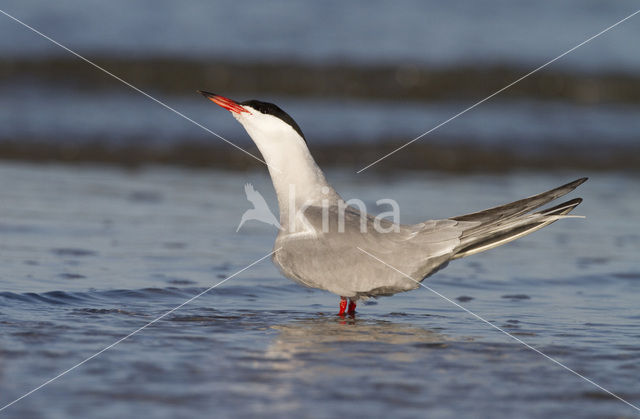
2, 0, 640, 72
0, 163, 639, 418
2, 2, 639, 161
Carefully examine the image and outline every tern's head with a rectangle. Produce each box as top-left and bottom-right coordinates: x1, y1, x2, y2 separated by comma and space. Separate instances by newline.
198, 91, 306, 145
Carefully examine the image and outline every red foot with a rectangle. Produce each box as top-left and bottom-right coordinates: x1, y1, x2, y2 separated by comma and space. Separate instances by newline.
338, 297, 347, 315
347, 300, 356, 315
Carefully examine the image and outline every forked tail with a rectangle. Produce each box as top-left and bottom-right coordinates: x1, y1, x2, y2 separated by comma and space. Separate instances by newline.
451, 178, 587, 259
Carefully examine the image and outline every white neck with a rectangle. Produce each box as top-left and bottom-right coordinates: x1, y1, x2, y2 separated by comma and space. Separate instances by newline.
238, 114, 341, 228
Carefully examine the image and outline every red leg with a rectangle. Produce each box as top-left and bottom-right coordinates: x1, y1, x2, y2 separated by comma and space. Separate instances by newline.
338, 296, 347, 315
347, 299, 356, 315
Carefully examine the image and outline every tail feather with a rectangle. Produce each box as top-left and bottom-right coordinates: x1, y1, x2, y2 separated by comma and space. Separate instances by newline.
451, 181, 585, 260
537, 197, 583, 216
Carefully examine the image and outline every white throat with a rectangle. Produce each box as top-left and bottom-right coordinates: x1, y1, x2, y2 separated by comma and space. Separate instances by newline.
235, 111, 341, 229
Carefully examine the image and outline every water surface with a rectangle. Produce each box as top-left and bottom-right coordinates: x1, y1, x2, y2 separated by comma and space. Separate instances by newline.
0, 163, 638, 418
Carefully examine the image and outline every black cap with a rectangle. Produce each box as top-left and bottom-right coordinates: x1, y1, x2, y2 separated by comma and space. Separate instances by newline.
240, 100, 306, 142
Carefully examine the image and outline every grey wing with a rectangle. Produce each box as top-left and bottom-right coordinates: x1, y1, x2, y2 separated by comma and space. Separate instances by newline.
450, 178, 586, 258
272, 178, 587, 298
273, 205, 467, 298
451, 177, 587, 223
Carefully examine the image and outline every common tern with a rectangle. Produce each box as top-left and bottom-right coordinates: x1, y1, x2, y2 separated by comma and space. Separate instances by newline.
199, 91, 586, 315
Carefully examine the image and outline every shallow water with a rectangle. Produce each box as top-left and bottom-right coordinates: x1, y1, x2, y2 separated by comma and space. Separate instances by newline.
2, 0, 640, 71
0, 163, 639, 418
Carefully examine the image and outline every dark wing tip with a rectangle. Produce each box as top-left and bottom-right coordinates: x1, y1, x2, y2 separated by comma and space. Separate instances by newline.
554, 177, 588, 195
571, 177, 589, 187
451, 178, 587, 223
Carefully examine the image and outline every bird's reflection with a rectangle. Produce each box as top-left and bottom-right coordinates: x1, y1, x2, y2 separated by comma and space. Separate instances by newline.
264, 315, 450, 370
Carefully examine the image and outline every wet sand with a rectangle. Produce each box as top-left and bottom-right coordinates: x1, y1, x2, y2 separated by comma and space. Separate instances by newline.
4, 56, 640, 104
1, 141, 638, 173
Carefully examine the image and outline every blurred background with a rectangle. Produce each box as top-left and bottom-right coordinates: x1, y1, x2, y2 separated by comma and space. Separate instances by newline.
1, 2, 640, 418
1, 0, 639, 171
